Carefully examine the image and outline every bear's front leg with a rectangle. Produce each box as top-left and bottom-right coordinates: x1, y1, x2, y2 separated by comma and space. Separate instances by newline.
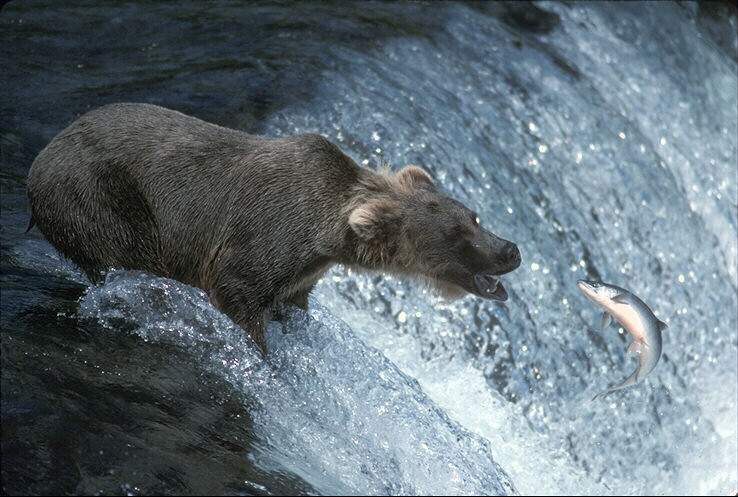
288, 288, 311, 311
208, 273, 270, 355
211, 291, 268, 354
239, 311, 267, 355
271, 290, 307, 322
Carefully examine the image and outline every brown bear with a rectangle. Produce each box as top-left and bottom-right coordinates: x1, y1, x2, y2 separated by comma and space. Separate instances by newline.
27, 103, 521, 352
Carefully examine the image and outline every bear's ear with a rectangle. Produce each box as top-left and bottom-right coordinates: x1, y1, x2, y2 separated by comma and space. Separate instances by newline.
349, 199, 400, 241
395, 165, 434, 191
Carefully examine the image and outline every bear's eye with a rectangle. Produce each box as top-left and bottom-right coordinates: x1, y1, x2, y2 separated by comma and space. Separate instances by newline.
443, 225, 460, 241
470, 212, 480, 226
449, 223, 473, 240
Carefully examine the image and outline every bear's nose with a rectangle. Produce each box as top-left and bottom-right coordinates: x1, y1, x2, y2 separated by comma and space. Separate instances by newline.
506, 244, 521, 268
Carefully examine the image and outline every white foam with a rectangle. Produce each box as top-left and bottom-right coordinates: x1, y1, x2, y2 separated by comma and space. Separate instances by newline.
78, 271, 516, 496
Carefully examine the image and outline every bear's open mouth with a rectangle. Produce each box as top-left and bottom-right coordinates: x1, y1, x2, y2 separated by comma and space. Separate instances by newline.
473, 272, 508, 301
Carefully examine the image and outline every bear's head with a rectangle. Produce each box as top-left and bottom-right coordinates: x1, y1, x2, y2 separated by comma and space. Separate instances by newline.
348, 165, 521, 301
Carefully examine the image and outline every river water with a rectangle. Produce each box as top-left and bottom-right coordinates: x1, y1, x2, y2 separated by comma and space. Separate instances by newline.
2, 1, 736, 495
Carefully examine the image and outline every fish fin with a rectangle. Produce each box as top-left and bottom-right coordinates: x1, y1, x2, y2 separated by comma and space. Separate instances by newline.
600, 312, 612, 330
612, 293, 630, 304
657, 320, 668, 332
628, 339, 649, 354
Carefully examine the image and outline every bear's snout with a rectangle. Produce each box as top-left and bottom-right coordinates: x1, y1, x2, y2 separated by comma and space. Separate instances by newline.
479, 230, 521, 276
503, 243, 522, 271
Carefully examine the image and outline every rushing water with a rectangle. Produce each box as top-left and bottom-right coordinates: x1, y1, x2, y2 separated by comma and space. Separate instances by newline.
2, 1, 736, 495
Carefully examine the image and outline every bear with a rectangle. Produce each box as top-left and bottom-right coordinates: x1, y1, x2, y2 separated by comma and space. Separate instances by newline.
27, 103, 521, 353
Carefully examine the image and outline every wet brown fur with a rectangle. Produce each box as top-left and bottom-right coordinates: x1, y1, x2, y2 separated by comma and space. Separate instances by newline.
27, 103, 520, 353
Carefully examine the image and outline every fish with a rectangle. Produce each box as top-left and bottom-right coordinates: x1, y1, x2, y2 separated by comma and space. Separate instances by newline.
577, 280, 667, 400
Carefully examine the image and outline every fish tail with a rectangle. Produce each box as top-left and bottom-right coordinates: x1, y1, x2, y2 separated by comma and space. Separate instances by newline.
592, 366, 642, 402
591, 390, 613, 402
591, 387, 624, 402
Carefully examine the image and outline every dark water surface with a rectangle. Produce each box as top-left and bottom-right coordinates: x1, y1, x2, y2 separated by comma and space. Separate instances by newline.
2, 1, 737, 495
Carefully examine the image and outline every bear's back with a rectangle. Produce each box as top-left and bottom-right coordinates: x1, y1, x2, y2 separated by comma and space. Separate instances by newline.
27, 103, 359, 284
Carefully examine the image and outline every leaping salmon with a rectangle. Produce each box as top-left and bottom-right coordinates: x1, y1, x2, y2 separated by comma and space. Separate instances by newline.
577, 280, 667, 401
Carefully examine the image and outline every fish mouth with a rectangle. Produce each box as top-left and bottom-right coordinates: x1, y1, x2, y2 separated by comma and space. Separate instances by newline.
577, 280, 597, 299
473, 272, 508, 301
